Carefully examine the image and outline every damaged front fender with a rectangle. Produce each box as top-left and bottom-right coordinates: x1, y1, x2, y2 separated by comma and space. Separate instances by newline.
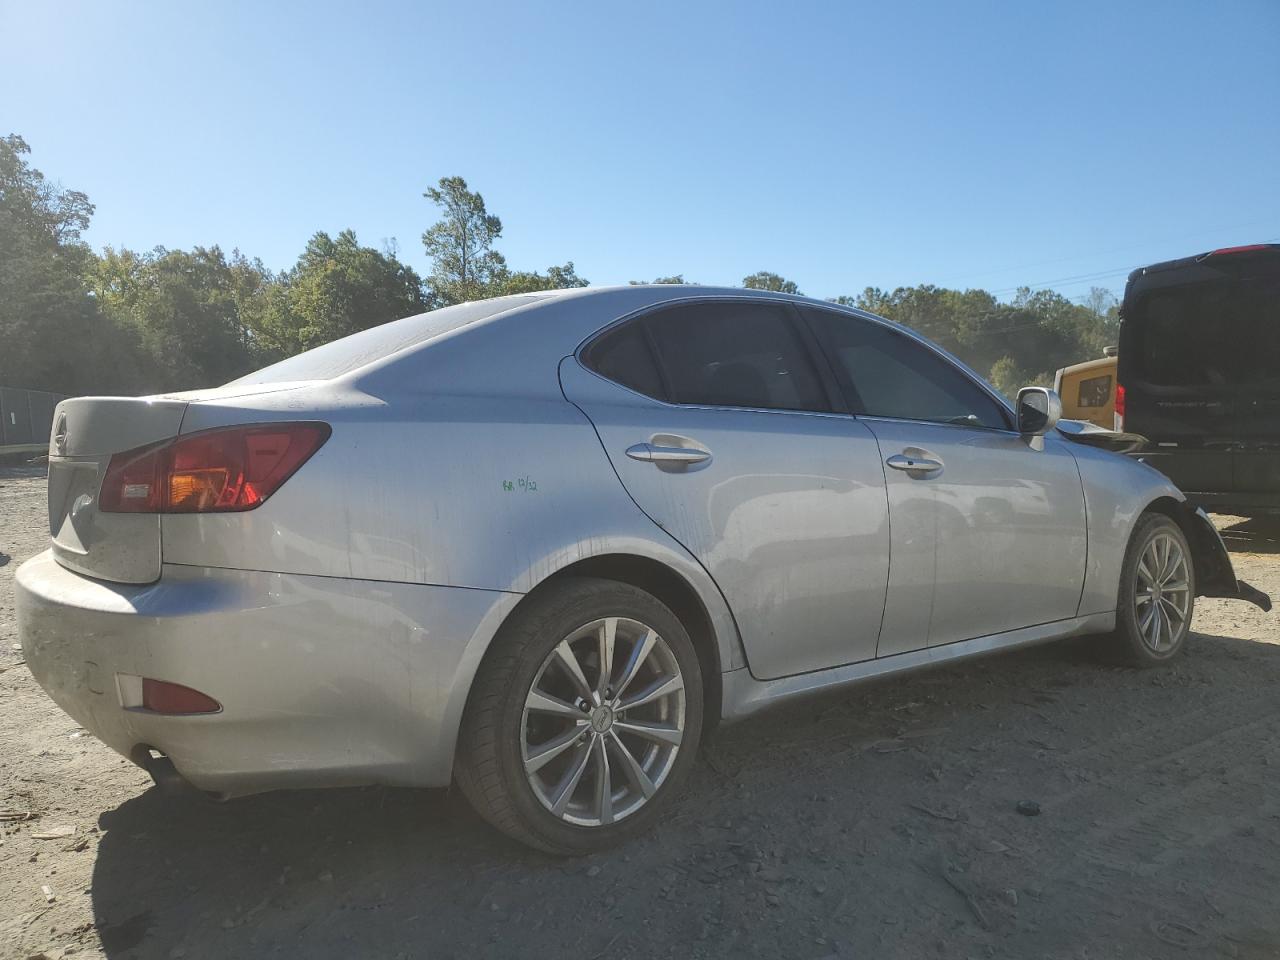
1177, 504, 1272, 612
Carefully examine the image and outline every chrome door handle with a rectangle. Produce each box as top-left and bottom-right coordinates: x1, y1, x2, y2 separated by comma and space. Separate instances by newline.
886, 453, 943, 473
625, 443, 711, 465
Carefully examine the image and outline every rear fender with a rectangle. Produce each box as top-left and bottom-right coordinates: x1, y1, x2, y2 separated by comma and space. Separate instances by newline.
1176, 504, 1272, 611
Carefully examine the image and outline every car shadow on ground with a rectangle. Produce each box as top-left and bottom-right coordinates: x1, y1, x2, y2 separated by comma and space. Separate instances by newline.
1218, 515, 1280, 555
88, 629, 1280, 960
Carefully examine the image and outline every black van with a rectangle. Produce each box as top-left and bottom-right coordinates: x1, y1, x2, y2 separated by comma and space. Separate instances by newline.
1116, 243, 1280, 515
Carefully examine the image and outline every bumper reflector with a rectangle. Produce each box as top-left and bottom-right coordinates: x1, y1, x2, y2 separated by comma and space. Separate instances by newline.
141, 678, 222, 715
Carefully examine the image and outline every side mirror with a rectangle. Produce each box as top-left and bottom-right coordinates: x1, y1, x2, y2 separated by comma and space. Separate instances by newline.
1017, 386, 1062, 436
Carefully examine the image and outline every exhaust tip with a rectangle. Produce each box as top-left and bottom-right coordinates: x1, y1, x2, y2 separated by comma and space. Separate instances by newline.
135, 748, 195, 797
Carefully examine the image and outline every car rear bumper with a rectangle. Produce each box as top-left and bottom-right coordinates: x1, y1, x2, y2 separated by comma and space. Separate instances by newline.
15, 550, 518, 796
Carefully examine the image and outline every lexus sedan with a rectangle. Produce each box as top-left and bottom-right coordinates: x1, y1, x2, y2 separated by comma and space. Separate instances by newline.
16, 286, 1270, 854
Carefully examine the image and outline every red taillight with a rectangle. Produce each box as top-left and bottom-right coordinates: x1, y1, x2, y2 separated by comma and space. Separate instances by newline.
1114, 382, 1126, 417
100, 422, 330, 513
141, 678, 221, 715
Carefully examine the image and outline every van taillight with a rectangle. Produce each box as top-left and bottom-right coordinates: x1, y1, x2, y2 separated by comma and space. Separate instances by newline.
100, 422, 330, 513
1113, 383, 1126, 431
1204, 244, 1274, 257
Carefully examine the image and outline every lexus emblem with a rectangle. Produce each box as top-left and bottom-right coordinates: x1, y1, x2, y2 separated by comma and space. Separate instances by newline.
53, 412, 68, 455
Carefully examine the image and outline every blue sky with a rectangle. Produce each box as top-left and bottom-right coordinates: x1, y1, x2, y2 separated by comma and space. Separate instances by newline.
5, 0, 1278, 303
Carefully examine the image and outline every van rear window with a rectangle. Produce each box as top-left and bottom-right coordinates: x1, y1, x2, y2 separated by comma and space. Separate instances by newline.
1131, 278, 1280, 388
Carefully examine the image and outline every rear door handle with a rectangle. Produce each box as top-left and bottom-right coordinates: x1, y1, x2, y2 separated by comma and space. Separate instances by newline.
626, 443, 711, 465
886, 453, 943, 473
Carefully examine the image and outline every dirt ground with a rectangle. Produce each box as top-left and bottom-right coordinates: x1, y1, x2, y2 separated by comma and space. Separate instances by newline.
2, 464, 1279, 960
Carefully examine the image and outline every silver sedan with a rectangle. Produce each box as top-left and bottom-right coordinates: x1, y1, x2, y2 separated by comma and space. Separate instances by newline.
16, 286, 1269, 854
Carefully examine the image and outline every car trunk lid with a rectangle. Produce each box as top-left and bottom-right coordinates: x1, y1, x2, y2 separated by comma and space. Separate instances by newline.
48, 396, 188, 584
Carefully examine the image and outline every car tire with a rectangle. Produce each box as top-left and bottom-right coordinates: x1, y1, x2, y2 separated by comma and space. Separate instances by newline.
1112, 513, 1196, 667
455, 577, 704, 855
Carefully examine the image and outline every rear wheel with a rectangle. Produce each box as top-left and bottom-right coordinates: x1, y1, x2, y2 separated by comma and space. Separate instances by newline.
1113, 513, 1195, 666
455, 577, 703, 854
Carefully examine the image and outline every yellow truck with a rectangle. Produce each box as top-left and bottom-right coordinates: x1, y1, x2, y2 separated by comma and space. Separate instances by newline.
1054, 347, 1117, 428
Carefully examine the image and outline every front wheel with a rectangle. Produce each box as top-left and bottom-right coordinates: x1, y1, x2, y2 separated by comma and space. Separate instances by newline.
455, 577, 703, 854
1113, 513, 1196, 666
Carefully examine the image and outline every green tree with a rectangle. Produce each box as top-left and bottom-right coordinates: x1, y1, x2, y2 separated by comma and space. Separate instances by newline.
494, 261, 589, 295
742, 271, 801, 294
988, 355, 1049, 399
847, 283, 1117, 392
91, 246, 259, 390
847, 285, 999, 356
1080, 285, 1120, 352
0, 134, 141, 395
629, 275, 692, 285
421, 176, 506, 304
255, 230, 429, 356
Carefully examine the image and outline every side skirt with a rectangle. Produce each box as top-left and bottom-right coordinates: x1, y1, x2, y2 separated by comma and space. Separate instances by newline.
720, 612, 1116, 722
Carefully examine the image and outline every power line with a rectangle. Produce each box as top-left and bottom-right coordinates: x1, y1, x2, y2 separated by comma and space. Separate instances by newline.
929, 216, 1280, 286
998, 234, 1280, 298
988, 266, 1134, 297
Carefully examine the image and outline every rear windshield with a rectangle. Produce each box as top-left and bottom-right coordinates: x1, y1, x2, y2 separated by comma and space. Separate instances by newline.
228, 295, 546, 385
1129, 277, 1280, 388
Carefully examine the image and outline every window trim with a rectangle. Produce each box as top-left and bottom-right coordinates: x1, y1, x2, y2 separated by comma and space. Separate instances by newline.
786, 303, 851, 415
798, 304, 1018, 434
578, 319, 671, 402
576, 296, 844, 417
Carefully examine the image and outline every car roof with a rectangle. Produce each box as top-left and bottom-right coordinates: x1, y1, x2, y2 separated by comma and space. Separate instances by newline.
233, 285, 831, 386
331, 285, 853, 398
218, 284, 1014, 421
1057, 355, 1116, 377
1128, 242, 1280, 277
1121, 243, 1280, 316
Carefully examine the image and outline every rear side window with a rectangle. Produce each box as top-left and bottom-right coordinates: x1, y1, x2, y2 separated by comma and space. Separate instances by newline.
643, 302, 829, 412
805, 307, 1011, 430
581, 323, 666, 399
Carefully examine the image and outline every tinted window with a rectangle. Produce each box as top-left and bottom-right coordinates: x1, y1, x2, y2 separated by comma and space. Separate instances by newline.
642, 302, 829, 412
1131, 278, 1280, 387
582, 323, 666, 399
805, 308, 1011, 430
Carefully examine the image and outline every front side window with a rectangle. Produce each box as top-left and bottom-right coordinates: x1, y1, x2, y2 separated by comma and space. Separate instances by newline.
804, 308, 1011, 430
642, 302, 829, 412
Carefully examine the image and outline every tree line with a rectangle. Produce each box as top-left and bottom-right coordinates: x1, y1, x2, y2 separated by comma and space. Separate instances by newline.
1, 133, 1117, 399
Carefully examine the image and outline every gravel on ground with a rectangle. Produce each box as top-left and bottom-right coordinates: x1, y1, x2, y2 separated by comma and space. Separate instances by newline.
2, 465, 1278, 959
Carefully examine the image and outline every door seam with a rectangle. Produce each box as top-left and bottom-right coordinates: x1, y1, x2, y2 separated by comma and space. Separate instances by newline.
556, 355, 752, 676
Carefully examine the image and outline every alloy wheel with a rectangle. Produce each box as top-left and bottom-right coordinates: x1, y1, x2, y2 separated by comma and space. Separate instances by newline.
1134, 531, 1191, 654
521, 617, 685, 827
